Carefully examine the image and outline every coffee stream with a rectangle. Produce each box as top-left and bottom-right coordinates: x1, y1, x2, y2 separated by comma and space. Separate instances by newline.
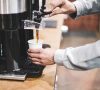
36, 29, 39, 43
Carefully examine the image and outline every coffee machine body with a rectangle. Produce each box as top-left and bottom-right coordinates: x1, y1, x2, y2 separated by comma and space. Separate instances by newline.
0, 0, 45, 80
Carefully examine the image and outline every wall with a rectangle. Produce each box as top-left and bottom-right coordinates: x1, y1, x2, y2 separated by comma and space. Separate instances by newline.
64, 14, 100, 32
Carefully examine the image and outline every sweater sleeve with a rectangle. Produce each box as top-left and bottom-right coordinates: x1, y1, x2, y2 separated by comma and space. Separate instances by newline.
70, 0, 100, 18
54, 40, 100, 70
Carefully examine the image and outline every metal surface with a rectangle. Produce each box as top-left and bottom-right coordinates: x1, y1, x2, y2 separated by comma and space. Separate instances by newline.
0, 0, 26, 14
0, 71, 27, 81
0, 74, 26, 81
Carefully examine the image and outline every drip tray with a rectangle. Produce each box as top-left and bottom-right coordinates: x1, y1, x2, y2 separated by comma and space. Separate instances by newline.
0, 71, 27, 81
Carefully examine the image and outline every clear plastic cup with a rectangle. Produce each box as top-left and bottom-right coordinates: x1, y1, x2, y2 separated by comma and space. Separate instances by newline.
28, 39, 43, 49
24, 20, 46, 30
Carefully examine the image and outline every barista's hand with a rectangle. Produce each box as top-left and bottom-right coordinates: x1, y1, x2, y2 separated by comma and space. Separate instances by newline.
50, 0, 76, 16
28, 48, 56, 66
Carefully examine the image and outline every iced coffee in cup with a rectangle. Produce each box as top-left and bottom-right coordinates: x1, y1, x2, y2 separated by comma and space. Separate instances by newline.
28, 39, 43, 49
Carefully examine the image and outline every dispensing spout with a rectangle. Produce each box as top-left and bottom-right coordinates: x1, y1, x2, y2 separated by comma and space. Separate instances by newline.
33, 11, 52, 23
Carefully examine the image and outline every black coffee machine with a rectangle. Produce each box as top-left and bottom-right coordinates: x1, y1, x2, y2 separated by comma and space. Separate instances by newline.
0, 0, 50, 80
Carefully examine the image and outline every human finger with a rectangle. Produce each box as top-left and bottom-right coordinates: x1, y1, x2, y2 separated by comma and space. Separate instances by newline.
50, 1, 64, 11
28, 48, 42, 53
28, 57, 41, 62
50, 7, 64, 16
28, 53, 41, 59
32, 62, 43, 65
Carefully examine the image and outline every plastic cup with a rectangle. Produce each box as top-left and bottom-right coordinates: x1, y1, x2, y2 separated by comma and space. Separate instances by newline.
28, 39, 43, 49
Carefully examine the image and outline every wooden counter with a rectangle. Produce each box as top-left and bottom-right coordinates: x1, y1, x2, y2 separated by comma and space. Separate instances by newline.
0, 65, 56, 90
0, 15, 64, 90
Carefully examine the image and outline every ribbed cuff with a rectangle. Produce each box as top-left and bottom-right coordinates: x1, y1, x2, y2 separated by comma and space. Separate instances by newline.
72, 0, 84, 17
54, 49, 66, 65
54, 48, 78, 69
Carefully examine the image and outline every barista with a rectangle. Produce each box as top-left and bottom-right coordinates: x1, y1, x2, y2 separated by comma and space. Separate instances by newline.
28, 0, 100, 70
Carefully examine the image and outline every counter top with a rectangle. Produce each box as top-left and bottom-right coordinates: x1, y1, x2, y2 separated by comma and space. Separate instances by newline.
0, 15, 64, 90
0, 65, 56, 90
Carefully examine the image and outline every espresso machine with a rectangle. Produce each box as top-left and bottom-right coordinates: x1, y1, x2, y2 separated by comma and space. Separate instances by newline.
0, 0, 50, 80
